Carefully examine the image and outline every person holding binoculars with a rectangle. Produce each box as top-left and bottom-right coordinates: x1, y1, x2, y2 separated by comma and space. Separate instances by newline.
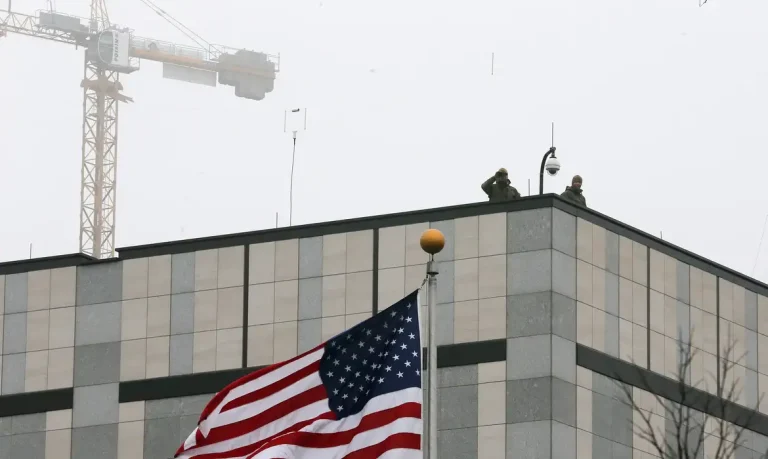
481, 167, 521, 202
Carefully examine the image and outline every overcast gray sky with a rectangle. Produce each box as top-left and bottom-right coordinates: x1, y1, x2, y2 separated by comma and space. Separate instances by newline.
1, 0, 767, 281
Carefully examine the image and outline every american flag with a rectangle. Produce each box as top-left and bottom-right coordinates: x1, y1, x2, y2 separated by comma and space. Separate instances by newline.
175, 290, 423, 459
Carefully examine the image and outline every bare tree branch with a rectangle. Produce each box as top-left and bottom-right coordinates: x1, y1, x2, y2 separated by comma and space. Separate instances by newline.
614, 330, 766, 459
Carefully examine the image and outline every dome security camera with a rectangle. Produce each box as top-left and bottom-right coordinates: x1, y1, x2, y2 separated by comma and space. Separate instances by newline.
545, 156, 561, 176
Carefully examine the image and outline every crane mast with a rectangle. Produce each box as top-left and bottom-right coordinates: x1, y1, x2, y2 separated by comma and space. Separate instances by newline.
1, 0, 278, 259
79, 0, 120, 258
79, 52, 121, 259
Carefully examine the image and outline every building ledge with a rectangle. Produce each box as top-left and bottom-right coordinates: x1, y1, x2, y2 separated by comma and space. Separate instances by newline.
3, 194, 767, 296
0, 253, 96, 276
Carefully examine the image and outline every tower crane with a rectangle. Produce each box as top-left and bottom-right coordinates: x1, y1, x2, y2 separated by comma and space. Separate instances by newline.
1, 0, 278, 259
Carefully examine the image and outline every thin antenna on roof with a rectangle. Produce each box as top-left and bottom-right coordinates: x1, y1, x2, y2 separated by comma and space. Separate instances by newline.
275, 212, 279, 228
285, 108, 308, 227
29, 243, 32, 259
660, 231, 663, 240
551, 122, 555, 148
491, 52, 495, 75
290, 135, 297, 226
528, 179, 531, 196
751, 214, 768, 276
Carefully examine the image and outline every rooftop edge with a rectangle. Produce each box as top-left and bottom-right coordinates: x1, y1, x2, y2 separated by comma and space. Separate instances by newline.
0, 253, 96, 276
2, 195, 766, 297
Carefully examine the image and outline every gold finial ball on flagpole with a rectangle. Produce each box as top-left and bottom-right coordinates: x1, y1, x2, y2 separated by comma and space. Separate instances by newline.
420, 229, 445, 255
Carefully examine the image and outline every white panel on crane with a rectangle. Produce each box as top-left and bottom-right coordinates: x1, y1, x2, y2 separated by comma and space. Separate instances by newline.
112, 31, 131, 68
38, 12, 87, 34
162, 63, 217, 87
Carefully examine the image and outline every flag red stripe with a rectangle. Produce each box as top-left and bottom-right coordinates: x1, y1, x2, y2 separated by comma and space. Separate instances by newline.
189, 412, 336, 459
244, 402, 421, 452
342, 432, 422, 459
200, 385, 330, 446
198, 345, 324, 423
221, 361, 320, 413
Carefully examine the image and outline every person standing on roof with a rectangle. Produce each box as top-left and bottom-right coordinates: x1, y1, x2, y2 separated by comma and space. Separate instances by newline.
482, 168, 521, 202
561, 175, 587, 207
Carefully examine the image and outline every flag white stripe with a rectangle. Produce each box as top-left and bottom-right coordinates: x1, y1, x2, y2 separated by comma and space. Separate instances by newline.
181, 440, 423, 459
176, 400, 330, 458
249, 417, 422, 459
293, 388, 421, 436
178, 388, 421, 459
199, 349, 323, 436
183, 428, 198, 450
213, 373, 323, 428
227, 349, 323, 401
377, 449, 424, 459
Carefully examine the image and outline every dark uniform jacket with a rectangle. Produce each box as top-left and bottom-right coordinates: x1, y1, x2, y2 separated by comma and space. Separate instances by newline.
560, 186, 587, 207
482, 177, 521, 202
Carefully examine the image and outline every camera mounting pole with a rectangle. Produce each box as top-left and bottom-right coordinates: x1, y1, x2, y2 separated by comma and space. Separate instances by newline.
538, 147, 557, 195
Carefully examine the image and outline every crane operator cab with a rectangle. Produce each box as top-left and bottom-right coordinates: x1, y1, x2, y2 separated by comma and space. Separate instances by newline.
91, 29, 139, 73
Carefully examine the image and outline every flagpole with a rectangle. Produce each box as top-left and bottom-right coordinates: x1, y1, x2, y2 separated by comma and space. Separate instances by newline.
416, 283, 428, 456
420, 229, 444, 459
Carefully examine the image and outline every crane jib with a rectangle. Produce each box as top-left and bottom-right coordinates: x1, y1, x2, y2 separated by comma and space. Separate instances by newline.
129, 47, 276, 79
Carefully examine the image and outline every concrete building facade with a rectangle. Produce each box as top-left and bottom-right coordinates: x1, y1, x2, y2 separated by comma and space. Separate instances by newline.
2, 194, 768, 458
